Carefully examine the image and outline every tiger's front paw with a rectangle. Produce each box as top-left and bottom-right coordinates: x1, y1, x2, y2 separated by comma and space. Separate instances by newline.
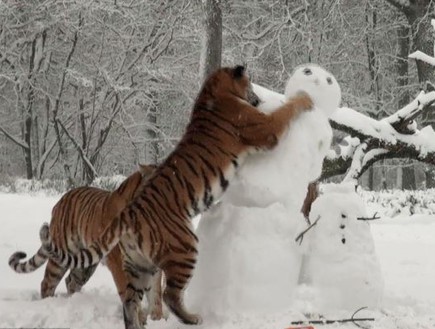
291, 91, 314, 113
138, 308, 147, 326
150, 302, 169, 321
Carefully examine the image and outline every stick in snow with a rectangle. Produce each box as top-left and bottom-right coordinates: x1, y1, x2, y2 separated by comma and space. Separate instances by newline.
357, 212, 381, 221
289, 307, 375, 329
295, 216, 320, 245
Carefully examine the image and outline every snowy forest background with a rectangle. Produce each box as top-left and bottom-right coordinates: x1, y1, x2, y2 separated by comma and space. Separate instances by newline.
1, 0, 435, 191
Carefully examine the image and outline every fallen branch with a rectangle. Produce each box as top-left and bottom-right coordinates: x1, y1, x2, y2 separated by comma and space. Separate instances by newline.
322, 90, 435, 180
289, 307, 375, 328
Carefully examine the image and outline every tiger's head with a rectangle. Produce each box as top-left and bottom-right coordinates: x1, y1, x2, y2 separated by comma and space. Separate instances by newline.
198, 65, 260, 108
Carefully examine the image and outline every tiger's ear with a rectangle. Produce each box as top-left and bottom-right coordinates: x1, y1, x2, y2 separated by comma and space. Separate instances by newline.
138, 163, 156, 177
233, 65, 246, 79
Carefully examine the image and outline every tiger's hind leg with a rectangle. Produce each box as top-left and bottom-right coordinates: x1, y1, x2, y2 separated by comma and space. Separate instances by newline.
161, 252, 202, 325
106, 247, 149, 325
65, 264, 98, 295
147, 270, 167, 321
122, 260, 158, 329
41, 259, 68, 298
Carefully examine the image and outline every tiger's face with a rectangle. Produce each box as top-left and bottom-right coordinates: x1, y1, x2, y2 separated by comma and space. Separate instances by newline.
210, 65, 260, 106
231, 66, 261, 107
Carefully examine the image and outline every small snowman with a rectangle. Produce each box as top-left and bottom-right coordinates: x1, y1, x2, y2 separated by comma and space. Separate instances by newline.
297, 183, 384, 313
187, 65, 342, 319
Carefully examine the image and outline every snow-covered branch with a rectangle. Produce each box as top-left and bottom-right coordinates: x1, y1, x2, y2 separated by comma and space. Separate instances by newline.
408, 19, 435, 66
323, 90, 435, 180
409, 50, 435, 66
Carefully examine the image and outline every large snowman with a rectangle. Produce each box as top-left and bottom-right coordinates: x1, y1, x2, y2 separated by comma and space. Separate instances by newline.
187, 65, 381, 319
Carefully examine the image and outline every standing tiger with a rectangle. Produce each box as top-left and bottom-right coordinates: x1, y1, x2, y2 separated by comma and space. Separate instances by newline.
39, 65, 313, 329
9, 164, 164, 322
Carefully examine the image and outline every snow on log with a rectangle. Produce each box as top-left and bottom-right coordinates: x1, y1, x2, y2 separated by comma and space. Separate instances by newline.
408, 50, 435, 66
323, 90, 435, 180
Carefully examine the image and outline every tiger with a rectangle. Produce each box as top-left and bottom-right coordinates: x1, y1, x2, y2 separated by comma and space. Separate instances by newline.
39, 65, 314, 329
8, 164, 165, 322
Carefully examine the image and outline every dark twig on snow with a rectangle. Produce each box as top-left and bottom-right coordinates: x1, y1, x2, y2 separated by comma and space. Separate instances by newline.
357, 212, 381, 221
295, 216, 320, 245
290, 307, 375, 328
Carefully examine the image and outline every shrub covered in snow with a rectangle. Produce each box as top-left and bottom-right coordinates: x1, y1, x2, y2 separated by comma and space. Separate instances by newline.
361, 188, 435, 217
0, 178, 69, 196
0, 175, 128, 196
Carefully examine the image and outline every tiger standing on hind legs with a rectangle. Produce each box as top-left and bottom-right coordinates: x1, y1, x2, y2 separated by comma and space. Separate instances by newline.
40, 65, 314, 329
9, 164, 166, 323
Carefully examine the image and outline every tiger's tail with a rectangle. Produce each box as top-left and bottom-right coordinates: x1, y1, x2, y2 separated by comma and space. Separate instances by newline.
9, 229, 49, 273
40, 215, 129, 269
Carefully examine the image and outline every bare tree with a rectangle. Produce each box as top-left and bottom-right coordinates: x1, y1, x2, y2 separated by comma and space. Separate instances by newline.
199, 0, 222, 81
0, 3, 52, 179
0, 0, 195, 184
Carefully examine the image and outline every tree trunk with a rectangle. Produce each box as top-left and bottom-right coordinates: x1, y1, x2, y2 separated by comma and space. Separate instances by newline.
23, 115, 33, 179
22, 37, 40, 179
146, 100, 160, 165
199, 0, 222, 81
367, 167, 375, 190
365, 3, 381, 190
426, 169, 435, 188
396, 165, 403, 189
397, 22, 416, 189
381, 161, 388, 189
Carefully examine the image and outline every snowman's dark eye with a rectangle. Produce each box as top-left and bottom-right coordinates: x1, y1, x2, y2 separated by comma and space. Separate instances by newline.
303, 68, 312, 75
326, 77, 333, 85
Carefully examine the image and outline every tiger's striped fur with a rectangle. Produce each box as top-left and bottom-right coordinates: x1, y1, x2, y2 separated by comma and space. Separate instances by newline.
9, 164, 165, 321
40, 65, 313, 329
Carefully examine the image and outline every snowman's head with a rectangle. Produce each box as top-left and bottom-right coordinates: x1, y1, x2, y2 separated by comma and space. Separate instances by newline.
284, 64, 341, 117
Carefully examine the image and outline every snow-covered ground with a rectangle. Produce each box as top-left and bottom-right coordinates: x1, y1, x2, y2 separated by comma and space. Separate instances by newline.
1, 192, 435, 328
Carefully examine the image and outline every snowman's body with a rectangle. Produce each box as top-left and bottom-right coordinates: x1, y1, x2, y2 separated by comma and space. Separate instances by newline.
187, 65, 342, 318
